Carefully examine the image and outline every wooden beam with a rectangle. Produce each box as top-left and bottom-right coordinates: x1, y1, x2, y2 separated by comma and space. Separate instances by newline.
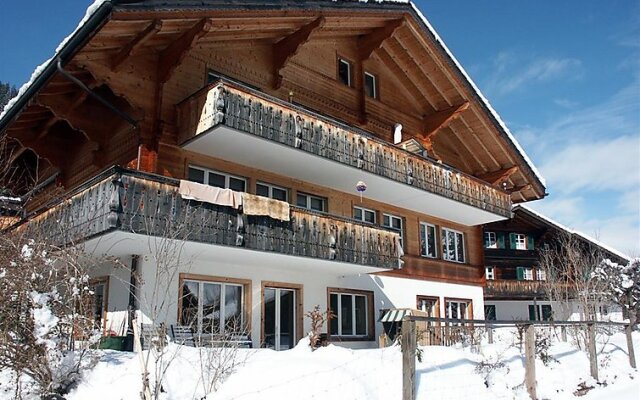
508, 183, 532, 194
375, 46, 425, 107
35, 94, 104, 147
35, 116, 60, 140
111, 19, 163, 72
158, 18, 212, 84
423, 101, 469, 139
478, 166, 519, 186
272, 17, 325, 89
358, 18, 404, 61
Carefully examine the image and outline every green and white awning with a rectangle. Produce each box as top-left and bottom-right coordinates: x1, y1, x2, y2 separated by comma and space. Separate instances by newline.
379, 309, 412, 322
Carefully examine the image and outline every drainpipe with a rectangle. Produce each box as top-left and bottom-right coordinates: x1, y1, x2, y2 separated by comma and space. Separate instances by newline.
126, 255, 139, 350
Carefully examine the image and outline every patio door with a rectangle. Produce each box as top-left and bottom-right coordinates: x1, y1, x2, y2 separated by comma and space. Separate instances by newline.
264, 287, 296, 350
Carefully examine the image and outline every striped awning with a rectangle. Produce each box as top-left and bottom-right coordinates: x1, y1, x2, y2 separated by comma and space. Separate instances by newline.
379, 309, 412, 322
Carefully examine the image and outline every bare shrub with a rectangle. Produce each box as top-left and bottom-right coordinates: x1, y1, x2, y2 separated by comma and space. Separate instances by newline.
305, 305, 334, 349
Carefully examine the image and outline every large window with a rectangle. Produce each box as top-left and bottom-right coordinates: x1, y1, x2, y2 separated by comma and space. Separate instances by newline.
419, 222, 437, 258
484, 232, 497, 249
383, 213, 403, 247
256, 181, 288, 202
442, 228, 465, 263
528, 304, 552, 321
416, 296, 439, 317
484, 305, 497, 321
296, 192, 326, 212
180, 277, 247, 335
328, 289, 372, 339
353, 206, 376, 224
445, 299, 471, 320
188, 166, 246, 192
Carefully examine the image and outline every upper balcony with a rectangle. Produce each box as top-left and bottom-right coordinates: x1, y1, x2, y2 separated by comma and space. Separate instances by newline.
485, 280, 546, 300
177, 80, 512, 226
17, 167, 401, 272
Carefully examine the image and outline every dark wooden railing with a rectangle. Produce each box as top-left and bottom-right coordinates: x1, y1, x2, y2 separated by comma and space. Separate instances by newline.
485, 280, 546, 298
177, 80, 512, 218
20, 167, 401, 269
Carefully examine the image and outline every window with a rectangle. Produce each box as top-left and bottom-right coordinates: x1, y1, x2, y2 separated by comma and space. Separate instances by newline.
256, 181, 288, 202
528, 304, 552, 321
328, 289, 372, 338
485, 266, 495, 280
296, 192, 326, 212
442, 228, 465, 263
517, 267, 534, 281
445, 299, 471, 320
416, 296, 439, 317
484, 232, 497, 249
364, 72, 377, 99
484, 305, 496, 321
188, 166, 246, 192
383, 214, 403, 247
515, 233, 527, 250
536, 269, 546, 281
338, 58, 351, 86
353, 206, 376, 224
90, 278, 108, 331
419, 222, 437, 258
180, 278, 247, 335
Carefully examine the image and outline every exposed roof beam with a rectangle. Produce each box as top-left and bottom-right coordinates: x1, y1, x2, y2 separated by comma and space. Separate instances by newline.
158, 18, 212, 84
508, 183, 532, 194
358, 18, 404, 60
375, 46, 424, 107
35, 116, 61, 140
478, 166, 519, 186
111, 19, 163, 72
35, 94, 103, 146
272, 17, 325, 89
422, 101, 469, 139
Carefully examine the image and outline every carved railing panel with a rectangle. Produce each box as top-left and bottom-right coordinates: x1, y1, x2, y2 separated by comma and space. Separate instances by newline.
485, 280, 546, 297
178, 80, 512, 218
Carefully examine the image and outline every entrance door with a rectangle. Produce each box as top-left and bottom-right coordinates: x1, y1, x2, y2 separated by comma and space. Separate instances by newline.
264, 287, 296, 350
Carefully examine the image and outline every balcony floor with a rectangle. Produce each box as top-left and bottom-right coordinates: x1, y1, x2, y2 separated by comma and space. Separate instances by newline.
183, 125, 507, 226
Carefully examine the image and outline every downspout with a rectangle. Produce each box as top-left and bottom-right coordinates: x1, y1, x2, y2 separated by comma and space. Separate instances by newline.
127, 254, 139, 350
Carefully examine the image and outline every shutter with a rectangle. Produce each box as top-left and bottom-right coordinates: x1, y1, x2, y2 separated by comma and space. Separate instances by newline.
516, 267, 524, 281
497, 232, 506, 249
528, 305, 537, 321
509, 233, 516, 249
527, 236, 535, 250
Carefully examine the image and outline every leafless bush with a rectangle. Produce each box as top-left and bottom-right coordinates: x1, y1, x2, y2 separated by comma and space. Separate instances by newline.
305, 305, 333, 349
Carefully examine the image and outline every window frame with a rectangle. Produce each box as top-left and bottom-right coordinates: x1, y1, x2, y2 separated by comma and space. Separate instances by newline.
327, 288, 374, 341
187, 165, 247, 192
416, 295, 440, 318
256, 181, 289, 202
444, 297, 472, 320
419, 222, 438, 258
296, 192, 327, 212
441, 227, 466, 263
515, 233, 528, 250
353, 206, 377, 224
364, 71, 377, 99
536, 268, 546, 281
89, 277, 109, 333
382, 213, 404, 248
337, 57, 352, 87
485, 266, 495, 280
484, 231, 497, 249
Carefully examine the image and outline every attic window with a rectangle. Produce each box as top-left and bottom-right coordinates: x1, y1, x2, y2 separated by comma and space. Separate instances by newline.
364, 72, 377, 99
338, 58, 351, 86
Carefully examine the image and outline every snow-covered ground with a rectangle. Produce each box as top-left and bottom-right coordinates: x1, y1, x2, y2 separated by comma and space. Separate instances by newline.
2, 331, 638, 400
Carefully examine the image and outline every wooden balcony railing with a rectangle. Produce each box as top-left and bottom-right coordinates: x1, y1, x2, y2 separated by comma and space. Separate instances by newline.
177, 80, 512, 218
485, 280, 546, 298
19, 167, 401, 270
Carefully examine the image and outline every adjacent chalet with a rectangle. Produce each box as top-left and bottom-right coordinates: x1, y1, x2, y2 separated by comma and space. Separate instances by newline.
1, 0, 546, 349
483, 205, 630, 322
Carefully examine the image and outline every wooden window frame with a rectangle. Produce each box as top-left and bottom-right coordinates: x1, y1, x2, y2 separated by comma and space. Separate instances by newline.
441, 227, 466, 264
364, 71, 378, 99
260, 281, 304, 349
353, 205, 377, 224
89, 276, 110, 334
444, 297, 473, 320
337, 56, 353, 87
419, 222, 438, 258
177, 273, 252, 336
256, 181, 289, 202
416, 295, 440, 317
187, 165, 247, 191
327, 287, 374, 342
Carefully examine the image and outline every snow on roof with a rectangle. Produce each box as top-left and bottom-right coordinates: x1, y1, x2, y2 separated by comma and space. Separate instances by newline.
514, 204, 631, 262
408, 2, 546, 187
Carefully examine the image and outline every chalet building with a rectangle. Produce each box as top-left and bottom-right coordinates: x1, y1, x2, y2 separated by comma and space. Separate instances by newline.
1, 0, 546, 349
483, 205, 630, 322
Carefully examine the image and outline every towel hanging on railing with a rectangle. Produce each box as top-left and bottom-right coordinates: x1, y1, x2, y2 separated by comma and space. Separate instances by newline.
178, 180, 242, 209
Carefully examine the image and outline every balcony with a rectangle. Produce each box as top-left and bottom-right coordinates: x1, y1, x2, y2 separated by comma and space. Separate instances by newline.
19, 167, 401, 271
176, 80, 511, 226
485, 280, 546, 299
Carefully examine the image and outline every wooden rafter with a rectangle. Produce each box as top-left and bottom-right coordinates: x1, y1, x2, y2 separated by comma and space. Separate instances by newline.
358, 18, 404, 60
375, 46, 424, 106
158, 18, 212, 84
478, 166, 519, 186
508, 184, 532, 194
35, 116, 61, 140
422, 101, 469, 139
272, 17, 325, 89
111, 19, 163, 71
35, 94, 103, 147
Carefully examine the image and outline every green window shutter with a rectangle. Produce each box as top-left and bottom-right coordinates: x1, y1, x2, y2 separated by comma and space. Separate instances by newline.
516, 266, 524, 280
527, 236, 535, 250
497, 232, 506, 249
509, 233, 516, 249
528, 305, 537, 321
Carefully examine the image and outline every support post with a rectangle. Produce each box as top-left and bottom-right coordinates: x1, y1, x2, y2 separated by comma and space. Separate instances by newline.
402, 317, 417, 400
488, 326, 494, 344
587, 323, 599, 381
625, 323, 636, 369
561, 326, 567, 342
524, 324, 536, 400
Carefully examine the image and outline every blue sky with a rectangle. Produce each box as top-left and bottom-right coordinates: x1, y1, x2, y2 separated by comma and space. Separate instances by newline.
1, 1, 639, 256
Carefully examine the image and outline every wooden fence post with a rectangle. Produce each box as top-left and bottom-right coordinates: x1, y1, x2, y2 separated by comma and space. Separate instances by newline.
488, 326, 494, 344
561, 326, 567, 342
625, 323, 636, 369
402, 317, 417, 400
524, 324, 536, 400
587, 323, 598, 381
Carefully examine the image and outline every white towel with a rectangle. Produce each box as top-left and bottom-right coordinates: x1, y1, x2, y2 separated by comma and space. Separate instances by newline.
178, 180, 242, 209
